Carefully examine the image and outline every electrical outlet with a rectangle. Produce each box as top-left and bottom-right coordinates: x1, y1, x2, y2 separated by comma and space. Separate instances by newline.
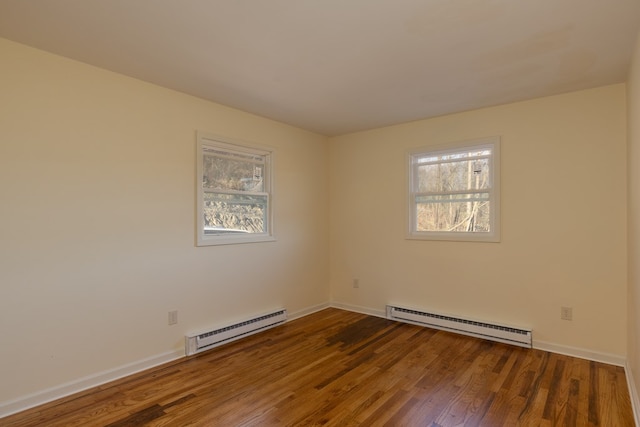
168, 310, 178, 325
560, 306, 573, 321
353, 279, 360, 289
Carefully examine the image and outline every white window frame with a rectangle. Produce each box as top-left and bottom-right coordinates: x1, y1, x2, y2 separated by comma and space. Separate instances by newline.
407, 137, 501, 242
196, 132, 275, 246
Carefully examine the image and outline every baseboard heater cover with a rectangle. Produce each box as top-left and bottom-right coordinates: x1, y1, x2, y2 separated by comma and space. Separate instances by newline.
185, 309, 287, 356
386, 305, 532, 348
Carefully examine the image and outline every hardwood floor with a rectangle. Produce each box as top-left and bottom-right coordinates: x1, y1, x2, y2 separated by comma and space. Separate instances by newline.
1, 308, 634, 426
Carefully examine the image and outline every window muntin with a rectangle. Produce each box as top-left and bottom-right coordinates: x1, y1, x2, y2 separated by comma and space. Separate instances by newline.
408, 138, 500, 242
197, 133, 275, 246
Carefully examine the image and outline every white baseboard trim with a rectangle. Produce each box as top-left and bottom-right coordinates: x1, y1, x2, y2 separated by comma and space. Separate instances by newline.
330, 301, 386, 318
533, 340, 626, 367
2, 304, 633, 422
330, 301, 628, 367
309, 304, 638, 424
0, 349, 184, 419
288, 302, 331, 321
0, 302, 332, 419
626, 362, 640, 427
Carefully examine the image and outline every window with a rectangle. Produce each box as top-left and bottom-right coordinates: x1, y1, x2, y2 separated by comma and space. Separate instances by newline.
407, 137, 500, 242
197, 132, 275, 246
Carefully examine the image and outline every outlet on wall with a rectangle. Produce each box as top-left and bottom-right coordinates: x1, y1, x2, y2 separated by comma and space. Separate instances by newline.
168, 310, 178, 325
353, 279, 360, 289
560, 306, 573, 321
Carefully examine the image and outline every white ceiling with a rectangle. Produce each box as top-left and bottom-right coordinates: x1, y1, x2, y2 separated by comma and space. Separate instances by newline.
1, 1, 639, 136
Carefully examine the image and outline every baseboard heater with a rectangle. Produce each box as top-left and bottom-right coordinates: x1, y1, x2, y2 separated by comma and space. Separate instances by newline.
386, 305, 532, 348
185, 309, 287, 356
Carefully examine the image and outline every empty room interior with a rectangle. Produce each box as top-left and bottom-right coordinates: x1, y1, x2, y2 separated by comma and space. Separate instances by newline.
2, 1, 640, 425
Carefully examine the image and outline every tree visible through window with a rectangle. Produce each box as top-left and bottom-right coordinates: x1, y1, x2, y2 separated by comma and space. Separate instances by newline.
408, 137, 500, 242
197, 133, 275, 246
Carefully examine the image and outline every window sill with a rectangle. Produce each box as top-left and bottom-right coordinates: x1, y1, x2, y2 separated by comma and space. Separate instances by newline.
406, 232, 500, 243
197, 234, 276, 247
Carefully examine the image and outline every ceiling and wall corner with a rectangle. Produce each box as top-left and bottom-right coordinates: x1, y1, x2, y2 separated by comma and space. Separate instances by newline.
328, 83, 628, 360
0, 36, 331, 411
0, 0, 639, 136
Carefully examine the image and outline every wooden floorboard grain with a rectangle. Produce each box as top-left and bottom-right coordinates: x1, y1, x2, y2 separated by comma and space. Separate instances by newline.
1, 308, 635, 426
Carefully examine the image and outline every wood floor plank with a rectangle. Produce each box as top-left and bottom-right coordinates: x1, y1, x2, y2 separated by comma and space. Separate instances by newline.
1, 308, 634, 426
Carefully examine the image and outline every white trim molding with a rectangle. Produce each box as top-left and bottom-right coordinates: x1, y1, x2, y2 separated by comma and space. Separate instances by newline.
533, 340, 626, 367
625, 362, 640, 427
406, 136, 501, 243
2, 303, 634, 423
288, 302, 331, 321
0, 302, 333, 419
0, 350, 184, 418
331, 303, 628, 365
330, 301, 387, 319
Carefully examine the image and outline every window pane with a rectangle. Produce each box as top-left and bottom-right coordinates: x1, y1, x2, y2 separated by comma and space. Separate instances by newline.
417, 158, 489, 193
416, 196, 491, 232
204, 193, 267, 234
203, 153, 264, 192
408, 138, 499, 241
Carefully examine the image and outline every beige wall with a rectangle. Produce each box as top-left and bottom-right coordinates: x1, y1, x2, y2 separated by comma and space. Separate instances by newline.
0, 38, 330, 404
0, 34, 633, 413
628, 29, 640, 410
329, 85, 627, 356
